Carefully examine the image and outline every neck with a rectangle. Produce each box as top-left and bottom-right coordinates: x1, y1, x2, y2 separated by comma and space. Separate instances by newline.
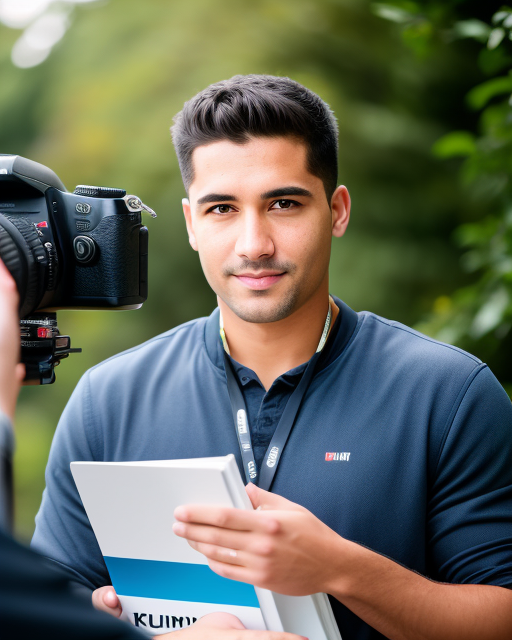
219, 286, 338, 390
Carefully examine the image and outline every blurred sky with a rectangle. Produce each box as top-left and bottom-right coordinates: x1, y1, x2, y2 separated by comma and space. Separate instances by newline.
0, 0, 102, 67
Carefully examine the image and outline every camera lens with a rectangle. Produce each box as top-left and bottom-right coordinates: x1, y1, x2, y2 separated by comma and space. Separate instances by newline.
0, 214, 48, 318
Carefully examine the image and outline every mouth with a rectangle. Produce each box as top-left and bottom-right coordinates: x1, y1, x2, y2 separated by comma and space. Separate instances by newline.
234, 271, 286, 290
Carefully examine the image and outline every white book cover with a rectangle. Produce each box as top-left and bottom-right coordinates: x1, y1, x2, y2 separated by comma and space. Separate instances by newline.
71, 455, 341, 640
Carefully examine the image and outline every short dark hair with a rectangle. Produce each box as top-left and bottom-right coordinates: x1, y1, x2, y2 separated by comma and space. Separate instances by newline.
171, 75, 338, 199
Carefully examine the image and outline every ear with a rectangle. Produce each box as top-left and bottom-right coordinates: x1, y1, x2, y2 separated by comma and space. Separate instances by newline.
182, 198, 198, 251
330, 185, 351, 238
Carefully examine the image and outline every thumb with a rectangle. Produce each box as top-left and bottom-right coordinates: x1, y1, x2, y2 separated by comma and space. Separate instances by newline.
92, 585, 122, 617
15, 363, 25, 384
245, 483, 303, 511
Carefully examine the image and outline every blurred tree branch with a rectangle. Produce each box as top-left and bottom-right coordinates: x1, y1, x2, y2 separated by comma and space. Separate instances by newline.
374, 3, 512, 364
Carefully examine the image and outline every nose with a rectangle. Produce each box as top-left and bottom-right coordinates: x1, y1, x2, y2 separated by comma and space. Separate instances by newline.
234, 210, 274, 261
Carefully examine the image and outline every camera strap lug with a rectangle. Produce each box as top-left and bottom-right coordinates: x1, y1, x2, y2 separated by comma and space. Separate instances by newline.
123, 195, 157, 218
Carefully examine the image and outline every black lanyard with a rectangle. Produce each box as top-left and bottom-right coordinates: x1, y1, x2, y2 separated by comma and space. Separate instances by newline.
223, 348, 322, 491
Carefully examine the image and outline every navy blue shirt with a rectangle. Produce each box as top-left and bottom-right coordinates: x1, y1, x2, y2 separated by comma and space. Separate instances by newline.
32, 299, 512, 640
228, 307, 344, 474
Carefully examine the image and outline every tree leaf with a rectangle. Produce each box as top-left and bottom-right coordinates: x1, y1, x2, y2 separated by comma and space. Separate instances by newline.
492, 11, 511, 25
432, 131, 476, 158
470, 288, 510, 338
370, 3, 414, 24
466, 75, 512, 109
452, 19, 491, 42
488, 27, 506, 50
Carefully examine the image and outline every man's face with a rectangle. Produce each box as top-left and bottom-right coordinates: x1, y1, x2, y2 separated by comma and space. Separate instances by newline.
183, 136, 349, 323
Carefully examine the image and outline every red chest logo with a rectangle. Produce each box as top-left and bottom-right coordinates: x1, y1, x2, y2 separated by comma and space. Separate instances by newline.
325, 452, 351, 461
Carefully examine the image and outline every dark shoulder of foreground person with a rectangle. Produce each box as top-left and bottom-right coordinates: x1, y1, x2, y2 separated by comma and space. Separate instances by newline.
0, 528, 143, 639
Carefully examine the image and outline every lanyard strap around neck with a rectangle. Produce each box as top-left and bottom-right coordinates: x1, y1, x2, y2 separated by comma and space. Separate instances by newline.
221, 299, 332, 490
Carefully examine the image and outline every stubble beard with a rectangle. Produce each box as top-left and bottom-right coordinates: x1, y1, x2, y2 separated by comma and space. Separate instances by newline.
220, 259, 300, 324
223, 285, 302, 324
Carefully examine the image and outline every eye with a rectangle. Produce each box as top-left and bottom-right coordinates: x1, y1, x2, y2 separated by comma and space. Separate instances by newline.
269, 199, 300, 210
207, 204, 235, 214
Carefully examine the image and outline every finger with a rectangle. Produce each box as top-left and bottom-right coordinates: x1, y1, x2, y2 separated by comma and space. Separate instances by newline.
91, 586, 122, 617
246, 484, 304, 512
103, 587, 121, 609
188, 539, 245, 566
174, 504, 279, 534
173, 521, 251, 549
162, 612, 246, 640
216, 631, 308, 640
0, 258, 17, 288
197, 612, 246, 629
161, 611, 309, 640
245, 633, 309, 640
0, 259, 18, 307
207, 558, 256, 584
15, 363, 25, 384
165, 626, 307, 640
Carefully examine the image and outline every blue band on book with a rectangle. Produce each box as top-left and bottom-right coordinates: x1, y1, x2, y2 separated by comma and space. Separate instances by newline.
104, 557, 259, 607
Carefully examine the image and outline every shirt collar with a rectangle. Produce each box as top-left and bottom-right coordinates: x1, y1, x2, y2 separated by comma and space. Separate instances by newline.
228, 354, 308, 389
204, 296, 359, 374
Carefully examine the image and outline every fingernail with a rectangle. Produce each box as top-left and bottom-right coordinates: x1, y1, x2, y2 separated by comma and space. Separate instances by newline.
174, 506, 183, 518
173, 522, 185, 535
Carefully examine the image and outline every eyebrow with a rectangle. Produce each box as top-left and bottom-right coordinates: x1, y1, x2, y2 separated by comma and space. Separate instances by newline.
196, 186, 313, 206
260, 186, 313, 200
196, 193, 237, 205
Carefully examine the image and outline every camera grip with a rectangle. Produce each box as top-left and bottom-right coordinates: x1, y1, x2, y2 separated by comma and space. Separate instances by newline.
72, 216, 142, 299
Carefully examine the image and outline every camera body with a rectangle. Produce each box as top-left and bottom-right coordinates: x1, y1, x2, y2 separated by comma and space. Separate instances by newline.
0, 155, 153, 383
0, 155, 148, 315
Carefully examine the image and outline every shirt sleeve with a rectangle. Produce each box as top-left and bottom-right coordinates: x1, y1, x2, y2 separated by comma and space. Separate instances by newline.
31, 370, 110, 590
428, 365, 512, 587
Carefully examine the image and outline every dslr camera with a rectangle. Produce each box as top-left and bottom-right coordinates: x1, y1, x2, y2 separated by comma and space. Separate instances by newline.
0, 155, 155, 384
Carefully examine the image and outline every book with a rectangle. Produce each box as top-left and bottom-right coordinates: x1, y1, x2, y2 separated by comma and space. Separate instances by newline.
71, 455, 342, 639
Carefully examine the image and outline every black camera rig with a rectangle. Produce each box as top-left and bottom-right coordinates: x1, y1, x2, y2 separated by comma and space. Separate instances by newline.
0, 155, 156, 384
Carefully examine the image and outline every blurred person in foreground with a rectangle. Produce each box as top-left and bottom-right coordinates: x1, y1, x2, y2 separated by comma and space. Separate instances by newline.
0, 260, 142, 638
0, 261, 295, 640
32, 76, 512, 640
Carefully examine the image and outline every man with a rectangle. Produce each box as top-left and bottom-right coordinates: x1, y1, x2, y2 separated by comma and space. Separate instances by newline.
32, 75, 512, 640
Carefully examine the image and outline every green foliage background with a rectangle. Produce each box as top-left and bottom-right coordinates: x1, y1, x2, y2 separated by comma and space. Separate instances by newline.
0, 0, 507, 540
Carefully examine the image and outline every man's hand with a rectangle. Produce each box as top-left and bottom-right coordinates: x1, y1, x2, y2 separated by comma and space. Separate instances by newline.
167, 612, 245, 638
173, 486, 512, 640
91, 585, 122, 618
0, 259, 24, 420
172, 483, 343, 596
91, 592, 308, 640
162, 612, 307, 640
